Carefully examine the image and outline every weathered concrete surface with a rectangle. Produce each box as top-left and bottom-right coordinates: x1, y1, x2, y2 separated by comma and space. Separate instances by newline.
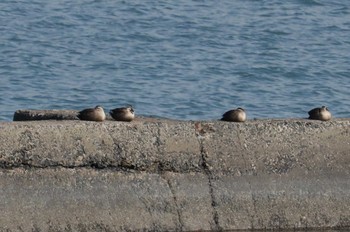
0, 118, 350, 231
13, 109, 80, 121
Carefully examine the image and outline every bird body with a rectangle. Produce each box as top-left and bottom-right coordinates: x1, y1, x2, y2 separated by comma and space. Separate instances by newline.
77, 106, 106, 122
221, 107, 246, 122
110, 106, 135, 122
308, 106, 331, 121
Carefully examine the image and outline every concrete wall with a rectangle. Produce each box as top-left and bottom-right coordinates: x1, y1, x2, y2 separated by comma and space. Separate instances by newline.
0, 118, 349, 231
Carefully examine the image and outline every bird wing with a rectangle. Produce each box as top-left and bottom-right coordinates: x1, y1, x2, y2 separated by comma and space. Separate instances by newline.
222, 110, 234, 117
77, 108, 95, 119
110, 108, 125, 113
308, 108, 319, 116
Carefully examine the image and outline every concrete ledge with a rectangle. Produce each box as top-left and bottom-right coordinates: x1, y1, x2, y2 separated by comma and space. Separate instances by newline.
0, 118, 350, 231
13, 109, 80, 121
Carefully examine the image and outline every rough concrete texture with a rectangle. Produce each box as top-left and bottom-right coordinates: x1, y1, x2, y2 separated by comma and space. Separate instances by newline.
0, 118, 350, 231
13, 109, 80, 121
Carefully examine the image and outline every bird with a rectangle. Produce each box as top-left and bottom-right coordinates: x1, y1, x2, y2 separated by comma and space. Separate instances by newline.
221, 107, 246, 122
77, 105, 106, 122
110, 105, 135, 122
308, 106, 331, 121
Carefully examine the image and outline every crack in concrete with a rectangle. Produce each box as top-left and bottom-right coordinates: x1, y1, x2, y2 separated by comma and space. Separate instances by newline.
160, 173, 184, 231
0, 162, 138, 172
102, 124, 122, 164
156, 123, 162, 148
195, 122, 223, 231
0, 162, 206, 173
250, 190, 259, 230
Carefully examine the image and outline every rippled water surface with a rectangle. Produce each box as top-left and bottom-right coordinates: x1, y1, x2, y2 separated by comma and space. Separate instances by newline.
0, 0, 349, 121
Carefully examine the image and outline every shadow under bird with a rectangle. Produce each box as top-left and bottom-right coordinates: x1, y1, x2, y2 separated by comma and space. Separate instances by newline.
221, 107, 246, 122
77, 105, 106, 122
110, 105, 135, 122
308, 106, 331, 121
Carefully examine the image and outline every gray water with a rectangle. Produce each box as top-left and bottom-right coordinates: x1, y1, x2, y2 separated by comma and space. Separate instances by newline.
0, 0, 349, 121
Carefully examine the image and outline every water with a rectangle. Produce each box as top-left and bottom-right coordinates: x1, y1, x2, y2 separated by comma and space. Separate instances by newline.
0, 0, 349, 121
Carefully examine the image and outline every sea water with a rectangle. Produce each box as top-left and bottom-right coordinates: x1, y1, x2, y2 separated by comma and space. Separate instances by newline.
0, 0, 349, 121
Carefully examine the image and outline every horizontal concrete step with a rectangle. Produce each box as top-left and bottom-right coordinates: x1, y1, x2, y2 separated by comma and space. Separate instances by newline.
0, 116, 349, 231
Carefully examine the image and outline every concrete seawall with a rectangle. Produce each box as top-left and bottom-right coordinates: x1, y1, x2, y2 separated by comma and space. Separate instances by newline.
0, 118, 349, 231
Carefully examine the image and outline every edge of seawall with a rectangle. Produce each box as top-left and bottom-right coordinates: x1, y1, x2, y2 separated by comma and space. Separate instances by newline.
1, 118, 350, 231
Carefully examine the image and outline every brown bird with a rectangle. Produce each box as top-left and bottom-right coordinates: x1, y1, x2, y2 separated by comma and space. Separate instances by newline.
308, 106, 331, 121
221, 107, 246, 122
110, 105, 135, 122
77, 105, 106, 122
